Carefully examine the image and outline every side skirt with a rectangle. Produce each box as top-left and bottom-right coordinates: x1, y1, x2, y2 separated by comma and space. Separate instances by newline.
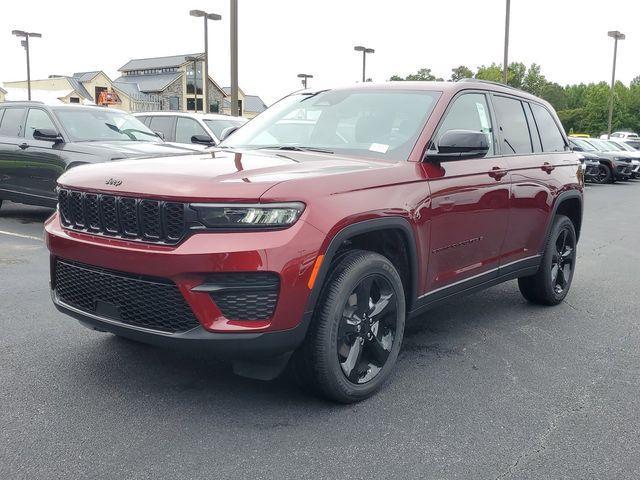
408, 258, 540, 320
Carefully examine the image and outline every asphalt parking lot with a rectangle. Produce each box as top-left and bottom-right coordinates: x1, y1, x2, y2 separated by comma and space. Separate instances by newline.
1, 182, 639, 480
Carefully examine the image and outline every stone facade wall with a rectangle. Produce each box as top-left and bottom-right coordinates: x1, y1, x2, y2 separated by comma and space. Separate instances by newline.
207, 80, 226, 113
159, 77, 184, 111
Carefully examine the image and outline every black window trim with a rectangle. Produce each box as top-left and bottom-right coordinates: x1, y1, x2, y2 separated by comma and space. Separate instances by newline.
425, 88, 499, 161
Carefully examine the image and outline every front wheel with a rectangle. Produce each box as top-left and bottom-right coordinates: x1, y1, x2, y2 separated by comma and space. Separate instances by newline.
593, 164, 613, 184
293, 250, 406, 403
518, 215, 577, 306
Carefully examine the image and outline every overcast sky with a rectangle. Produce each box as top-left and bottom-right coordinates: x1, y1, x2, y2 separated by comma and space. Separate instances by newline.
1, 0, 638, 104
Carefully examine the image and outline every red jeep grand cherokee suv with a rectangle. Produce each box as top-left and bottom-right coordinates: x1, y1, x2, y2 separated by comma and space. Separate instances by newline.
45, 81, 583, 402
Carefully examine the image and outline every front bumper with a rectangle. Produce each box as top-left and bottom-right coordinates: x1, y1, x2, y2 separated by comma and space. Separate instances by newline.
45, 212, 326, 354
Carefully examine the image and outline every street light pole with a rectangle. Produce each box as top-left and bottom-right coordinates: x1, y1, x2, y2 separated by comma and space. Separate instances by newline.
607, 30, 626, 138
12, 30, 42, 101
354, 46, 375, 82
297, 73, 313, 89
230, 0, 239, 117
502, 0, 510, 84
190, 10, 222, 114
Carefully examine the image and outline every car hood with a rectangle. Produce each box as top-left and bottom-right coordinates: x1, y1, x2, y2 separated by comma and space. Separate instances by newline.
57, 148, 393, 202
79, 141, 202, 158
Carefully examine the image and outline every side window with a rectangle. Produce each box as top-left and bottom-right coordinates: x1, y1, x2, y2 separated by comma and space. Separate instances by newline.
435, 93, 495, 156
530, 103, 566, 152
523, 103, 542, 153
492, 96, 532, 154
25, 109, 57, 140
0, 107, 26, 137
175, 117, 208, 144
136, 115, 150, 126
149, 116, 174, 141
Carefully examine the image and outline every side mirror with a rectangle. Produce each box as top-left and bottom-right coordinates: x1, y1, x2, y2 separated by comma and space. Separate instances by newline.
191, 134, 215, 145
219, 126, 240, 142
425, 129, 489, 161
154, 131, 165, 140
571, 145, 583, 152
33, 128, 63, 143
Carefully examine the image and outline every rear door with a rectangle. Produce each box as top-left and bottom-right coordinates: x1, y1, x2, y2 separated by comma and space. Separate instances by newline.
425, 91, 510, 292
0, 107, 27, 195
494, 96, 567, 272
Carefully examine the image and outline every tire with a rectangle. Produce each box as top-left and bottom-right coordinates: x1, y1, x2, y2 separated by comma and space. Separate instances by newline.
518, 215, 577, 306
292, 250, 406, 403
593, 163, 613, 184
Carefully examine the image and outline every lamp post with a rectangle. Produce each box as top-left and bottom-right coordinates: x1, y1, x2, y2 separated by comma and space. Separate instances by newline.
190, 10, 222, 114
185, 55, 202, 113
230, 0, 239, 117
12, 30, 42, 101
502, 0, 510, 84
354, 45, 374, 83
607, 30, 626, 138
297, 73, 313, 89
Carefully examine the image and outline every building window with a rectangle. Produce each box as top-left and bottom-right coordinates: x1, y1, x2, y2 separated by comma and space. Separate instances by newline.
210, 101, 220, 113
69, 97, 80, 104
186, 62, 203, 95
169, 96, 180, 111
187, 98, 203, 112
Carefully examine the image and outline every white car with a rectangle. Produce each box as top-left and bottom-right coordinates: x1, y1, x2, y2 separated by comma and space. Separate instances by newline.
134, 112, 247, 149
600, 131, 639, 140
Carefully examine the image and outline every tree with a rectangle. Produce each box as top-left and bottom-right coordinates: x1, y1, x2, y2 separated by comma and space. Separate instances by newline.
450, 65, 473, 82
631, 75, 640, 88
475, 63, 503, 83
507, 62, 527, 89
389, 68, 443, 82
522, 63, 546, 96
540, 82, 567, 111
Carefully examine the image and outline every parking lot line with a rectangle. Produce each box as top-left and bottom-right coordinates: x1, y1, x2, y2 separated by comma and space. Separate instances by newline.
0, 230, 43, 242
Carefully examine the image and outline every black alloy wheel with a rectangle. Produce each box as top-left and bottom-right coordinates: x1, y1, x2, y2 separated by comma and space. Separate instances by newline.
593, 164, 612, 184
550, 227, 576, 296
337, 274, 398, 384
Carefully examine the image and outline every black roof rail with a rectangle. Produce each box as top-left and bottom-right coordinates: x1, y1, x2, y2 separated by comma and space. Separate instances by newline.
456, 78, 523, 92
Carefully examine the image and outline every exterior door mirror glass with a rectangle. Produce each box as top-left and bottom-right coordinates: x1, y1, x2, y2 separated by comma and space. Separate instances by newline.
191, 134, 215, 145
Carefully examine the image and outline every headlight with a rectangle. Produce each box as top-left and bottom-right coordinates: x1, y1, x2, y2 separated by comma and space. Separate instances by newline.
190, 202, 305, 229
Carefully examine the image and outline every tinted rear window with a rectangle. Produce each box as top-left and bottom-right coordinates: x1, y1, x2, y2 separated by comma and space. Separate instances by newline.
0, 107, 26, 137
493, 96, 532, 154
530, 103, 566, 152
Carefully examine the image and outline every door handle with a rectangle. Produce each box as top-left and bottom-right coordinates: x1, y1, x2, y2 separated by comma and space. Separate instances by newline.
18, 143, 29, 150
541, 162, 555, 173
488, 166, 507, 180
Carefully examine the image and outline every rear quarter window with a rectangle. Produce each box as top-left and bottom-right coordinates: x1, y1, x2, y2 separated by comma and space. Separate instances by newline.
530, 103, 566, 152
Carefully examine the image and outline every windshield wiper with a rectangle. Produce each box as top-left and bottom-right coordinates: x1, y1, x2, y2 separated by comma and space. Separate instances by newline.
258, 145, 334, 154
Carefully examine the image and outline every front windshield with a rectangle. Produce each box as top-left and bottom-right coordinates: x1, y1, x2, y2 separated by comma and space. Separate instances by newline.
571, 138, 597, 151
604, 141, 624, 151
203, 118, 247, 139
585, 139, 612, 152
55, 108, 161, 142
220, 89, 441, 161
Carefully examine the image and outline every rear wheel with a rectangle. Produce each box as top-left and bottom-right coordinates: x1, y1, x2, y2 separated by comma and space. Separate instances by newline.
518, 215, 577, 306
293, 250, 406, 403
593, 163, 613, 184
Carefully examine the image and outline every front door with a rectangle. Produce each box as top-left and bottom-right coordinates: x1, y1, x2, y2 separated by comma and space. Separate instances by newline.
0, 107, 28, 195
424, 92, 510, 293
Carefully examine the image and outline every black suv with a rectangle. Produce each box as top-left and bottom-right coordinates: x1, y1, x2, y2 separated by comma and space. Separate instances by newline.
0, 102, 198, 209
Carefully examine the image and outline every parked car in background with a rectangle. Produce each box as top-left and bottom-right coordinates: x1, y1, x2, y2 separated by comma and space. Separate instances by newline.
573, 138, 633, 182
569, 137, 623, 184
575, 152, 603, 183
46, 81, 583, 402
0, 102, 199, 209
599, 131, 639, 140
603, 140, 640, 178
134, 112, 247, 149
621, 139, 640, 151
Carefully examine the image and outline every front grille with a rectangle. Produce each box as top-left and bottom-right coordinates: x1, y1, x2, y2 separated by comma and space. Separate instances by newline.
205, 273, 280, 320
54, 260, 200, 333
58, 189, 186, 244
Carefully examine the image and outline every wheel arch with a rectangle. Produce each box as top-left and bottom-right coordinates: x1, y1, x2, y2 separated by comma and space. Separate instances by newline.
544, 190, 583, 247
303, 217, 420, 323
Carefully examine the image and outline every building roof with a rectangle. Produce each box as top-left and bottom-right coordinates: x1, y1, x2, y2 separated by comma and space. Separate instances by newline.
72, 71, 101, 82
113, 72, 182, 93
118, 54, 202, 72
0, 86, 6, 94
1, 87, 94, 105
223, 94, 267, 113
66, 77, 93, 100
